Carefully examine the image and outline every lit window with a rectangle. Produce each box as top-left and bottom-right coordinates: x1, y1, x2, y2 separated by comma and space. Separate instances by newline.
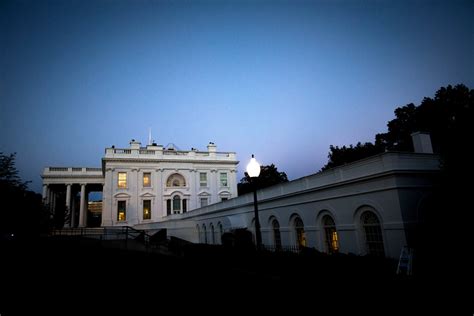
220, 173, 228, 187
143, 200, 151, 220
143, 173, 151, 187
117, 201, 126, 221
322, 215, 339, 254
294, 217, 306, 248
118, 172, 127, 188
199, 172, 207, 187
200, 197, 208, 207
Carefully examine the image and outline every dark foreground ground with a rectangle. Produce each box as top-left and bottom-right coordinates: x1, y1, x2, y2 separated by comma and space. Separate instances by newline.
0, 237, 463, 315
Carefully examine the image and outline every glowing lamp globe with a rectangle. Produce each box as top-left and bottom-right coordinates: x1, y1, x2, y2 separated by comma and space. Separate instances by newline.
246, 154, 261, 178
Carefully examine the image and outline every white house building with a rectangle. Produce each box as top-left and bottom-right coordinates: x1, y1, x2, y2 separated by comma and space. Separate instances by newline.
42, 140, 238, 228
101, 140, 238, 226
42, 133, 439, 259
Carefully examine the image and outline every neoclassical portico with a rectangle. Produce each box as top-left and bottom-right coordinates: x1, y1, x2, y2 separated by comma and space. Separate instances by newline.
42, 167, 104, 227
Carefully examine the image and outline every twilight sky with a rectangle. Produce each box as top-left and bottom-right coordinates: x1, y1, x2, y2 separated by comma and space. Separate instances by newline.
1, 0, 473, 193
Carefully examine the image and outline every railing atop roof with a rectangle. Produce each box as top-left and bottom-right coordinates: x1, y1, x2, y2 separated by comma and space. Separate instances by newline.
104, 147, 236, 160
44, 167, 103, 174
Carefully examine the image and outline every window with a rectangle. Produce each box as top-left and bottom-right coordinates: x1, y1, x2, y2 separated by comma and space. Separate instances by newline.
199, 172, 207, 187
166, 173, 186, 187
143, 173, 151, 187
173, 196, 181, 213
210, 224, 215, 244
118, 172, 127, 188
200, 197, 208, 207
221, 197, 228, 202
272, 219, 282, 250
220, 173, 228, 187
294, 217, 306, 248
322, 215, 339, 254
183, 199, 187, 213
166, 200, 171, 216
202, 224, 207, 244
143, 200, 151, 220
361, 211, 385, 257
117, 201, 126, 221
218, 222, 223, 245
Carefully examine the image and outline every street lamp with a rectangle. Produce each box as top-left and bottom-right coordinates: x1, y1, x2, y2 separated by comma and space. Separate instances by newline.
246, 154, 262, 250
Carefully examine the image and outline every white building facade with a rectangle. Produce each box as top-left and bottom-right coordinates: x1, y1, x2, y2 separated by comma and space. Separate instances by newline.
101, 140, 238, 227
43, 133, 439, 259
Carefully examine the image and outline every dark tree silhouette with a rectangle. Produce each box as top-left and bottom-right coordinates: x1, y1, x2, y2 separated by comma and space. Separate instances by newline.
321, 84, 473, 170
321, 142, 384, 171
238, 164, 288, 195
0, 152, 43, 239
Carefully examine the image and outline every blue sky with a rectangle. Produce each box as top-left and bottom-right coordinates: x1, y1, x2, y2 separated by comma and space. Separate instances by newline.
1, 0, 473, 193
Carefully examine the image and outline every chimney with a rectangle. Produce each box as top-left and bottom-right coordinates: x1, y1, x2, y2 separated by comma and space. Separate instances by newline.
207, 142, 217, 152
411, 132, 433, 154
129, 139, 141, 150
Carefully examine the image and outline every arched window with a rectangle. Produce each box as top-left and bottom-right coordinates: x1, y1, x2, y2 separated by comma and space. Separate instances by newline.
218, 222, 223, 245
271, 219, 282, 250
173, 196, 181, 212
202, 224, 207, 244
166, 173, 186, 187
294, 216, 306, 248
361, 211, 385, 257
210, 224, 215, 245
322, 215, 339, 254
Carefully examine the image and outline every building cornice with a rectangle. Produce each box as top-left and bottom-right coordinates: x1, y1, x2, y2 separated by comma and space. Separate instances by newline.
102, 158, 239, 165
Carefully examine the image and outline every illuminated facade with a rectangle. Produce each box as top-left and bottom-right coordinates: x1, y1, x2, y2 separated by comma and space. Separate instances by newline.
101, 140, 238, 226
43, 133, 439, 259
42, 140, 238, 227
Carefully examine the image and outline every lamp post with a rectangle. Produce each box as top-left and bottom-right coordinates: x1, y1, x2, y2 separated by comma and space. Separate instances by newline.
246, 154, 262, 250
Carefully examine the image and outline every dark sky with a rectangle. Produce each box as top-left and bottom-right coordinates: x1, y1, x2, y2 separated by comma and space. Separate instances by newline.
1, 0, 473, 193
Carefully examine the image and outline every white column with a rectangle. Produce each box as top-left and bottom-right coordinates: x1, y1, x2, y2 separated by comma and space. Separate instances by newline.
71, 190, 76, 228
42, 184, 48, 202
65, 184, 72, 228
79, 184, 86, 227
49, 190, 54, 211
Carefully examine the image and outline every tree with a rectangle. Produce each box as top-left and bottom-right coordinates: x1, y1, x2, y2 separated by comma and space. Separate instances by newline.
321, 142, 384, 171
0, 152, 43, 239
321, 84, 473, 170
238, 164, 289, 195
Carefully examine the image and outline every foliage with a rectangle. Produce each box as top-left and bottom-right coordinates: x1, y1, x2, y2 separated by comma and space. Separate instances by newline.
0, 152, 29, 190
0, 152, 44, 238
321, 142, 383, 171
321, 84, 473, 170
238, 164, 289, 195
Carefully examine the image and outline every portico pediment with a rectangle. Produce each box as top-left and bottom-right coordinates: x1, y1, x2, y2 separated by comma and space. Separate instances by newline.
139, 192, 156, 198
114, 192, 131, 198
218, 189, 231, 196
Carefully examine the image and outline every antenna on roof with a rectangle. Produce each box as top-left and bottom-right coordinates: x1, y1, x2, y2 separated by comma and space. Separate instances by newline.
148, 128, 152, 146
